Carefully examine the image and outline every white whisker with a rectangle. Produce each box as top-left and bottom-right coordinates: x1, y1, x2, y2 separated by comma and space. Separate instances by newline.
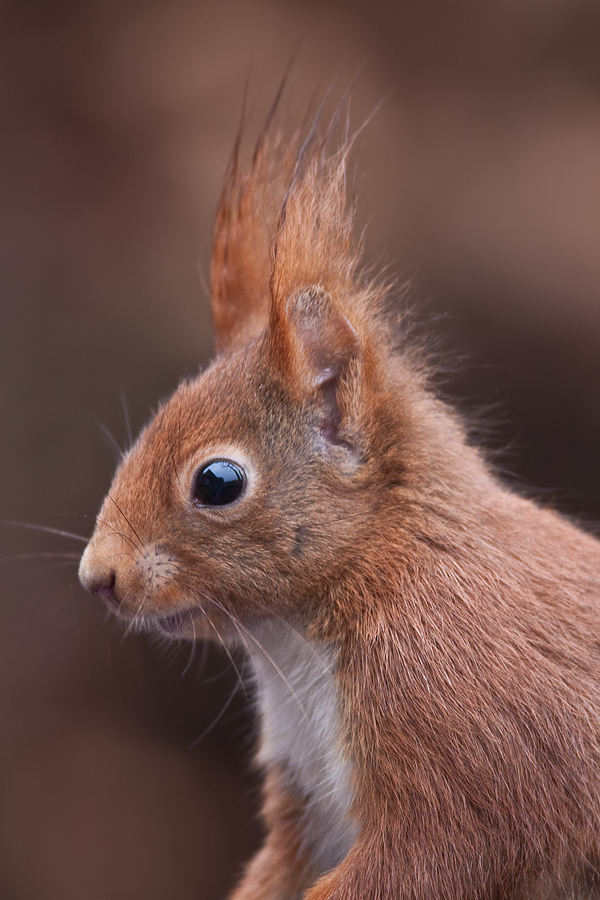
0, 520, 88, 543
181, 611, 198, 677
189, 673, 243, 748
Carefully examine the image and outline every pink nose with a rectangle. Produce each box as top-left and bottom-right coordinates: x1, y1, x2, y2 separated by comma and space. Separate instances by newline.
84, 570, 118, 606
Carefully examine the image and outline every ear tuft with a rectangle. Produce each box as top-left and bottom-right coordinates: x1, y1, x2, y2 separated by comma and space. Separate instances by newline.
210, 93, 383, 360
210, 146, 282, 356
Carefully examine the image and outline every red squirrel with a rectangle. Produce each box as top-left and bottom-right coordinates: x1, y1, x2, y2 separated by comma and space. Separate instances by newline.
79, 106, 600, 899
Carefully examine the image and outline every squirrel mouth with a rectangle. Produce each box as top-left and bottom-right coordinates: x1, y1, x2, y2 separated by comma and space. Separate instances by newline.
154, 612, 185, 634
151, 608, 203, 637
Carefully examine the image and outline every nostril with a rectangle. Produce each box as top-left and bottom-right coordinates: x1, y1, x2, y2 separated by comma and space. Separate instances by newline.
90, 571, 118, 605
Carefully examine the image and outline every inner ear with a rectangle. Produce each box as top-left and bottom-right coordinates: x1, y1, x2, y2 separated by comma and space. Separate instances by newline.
286, 287, 361, 448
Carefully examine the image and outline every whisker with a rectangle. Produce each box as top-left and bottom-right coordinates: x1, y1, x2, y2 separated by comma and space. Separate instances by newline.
195, 631, 213, 680
309, 503, 400, 529
189, 674, 243, 748
163, 633, 188, 666
0, 551, 82, 563
0, 520, 88, 543
175, 562, 328, 696
180, 565, 330, 673
181, 611, 198, 677
96, 419, 124, 461
104, 550, 138, 567
166, 434, 183, 489
95, 517, 141, 557
106, 495, 144, 552
206, 596, 309, 724
177, 390, 184, 471
124, 589, 151, 639
195, 652, 239, 686
120, 389, 133, 450
164, 563, 250, 693
202, 607, 247, 695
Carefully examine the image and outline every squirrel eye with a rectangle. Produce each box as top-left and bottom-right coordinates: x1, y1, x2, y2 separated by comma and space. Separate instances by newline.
193, 459, 246, 507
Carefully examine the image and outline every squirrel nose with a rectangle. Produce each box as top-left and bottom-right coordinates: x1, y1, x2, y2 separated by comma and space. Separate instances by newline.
79, 541, 125, 609
81, 567, 119, 606
92, 571, 117, 602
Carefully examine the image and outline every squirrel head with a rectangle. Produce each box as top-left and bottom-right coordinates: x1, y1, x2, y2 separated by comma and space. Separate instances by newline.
79, 116, 454, 641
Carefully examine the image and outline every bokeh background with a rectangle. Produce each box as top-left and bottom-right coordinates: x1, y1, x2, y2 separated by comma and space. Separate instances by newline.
2, 1, 600, 897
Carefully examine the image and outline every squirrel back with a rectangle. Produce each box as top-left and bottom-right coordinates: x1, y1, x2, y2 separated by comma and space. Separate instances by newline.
79, 106, 600, 900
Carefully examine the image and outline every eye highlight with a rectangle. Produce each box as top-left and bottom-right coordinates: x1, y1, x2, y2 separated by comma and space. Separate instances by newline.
192, 459, 246, 507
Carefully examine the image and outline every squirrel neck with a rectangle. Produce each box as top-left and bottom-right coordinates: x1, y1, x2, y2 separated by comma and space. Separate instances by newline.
245, 617, 359, 876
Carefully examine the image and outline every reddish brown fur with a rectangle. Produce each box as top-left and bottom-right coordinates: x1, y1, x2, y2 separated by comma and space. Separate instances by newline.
79, 106, 600, 899
232, 765, 317, 899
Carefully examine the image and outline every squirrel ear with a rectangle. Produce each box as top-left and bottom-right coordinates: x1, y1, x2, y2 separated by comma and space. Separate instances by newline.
279, 287, 361, 449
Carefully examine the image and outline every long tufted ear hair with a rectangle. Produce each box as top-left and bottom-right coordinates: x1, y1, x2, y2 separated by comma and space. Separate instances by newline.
210, 93, 387, 455
211, 91, 380, 345
210, 126, 292, 355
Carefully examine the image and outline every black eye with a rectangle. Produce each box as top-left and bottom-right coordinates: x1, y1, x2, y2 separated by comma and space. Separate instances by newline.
193, 459, 246, 507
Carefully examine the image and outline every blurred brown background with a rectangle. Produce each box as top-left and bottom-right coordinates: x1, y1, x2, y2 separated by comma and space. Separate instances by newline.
1, 0, 600, 897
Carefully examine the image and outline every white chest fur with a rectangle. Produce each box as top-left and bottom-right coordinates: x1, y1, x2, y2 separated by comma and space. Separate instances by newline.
245, 619, 358, 876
